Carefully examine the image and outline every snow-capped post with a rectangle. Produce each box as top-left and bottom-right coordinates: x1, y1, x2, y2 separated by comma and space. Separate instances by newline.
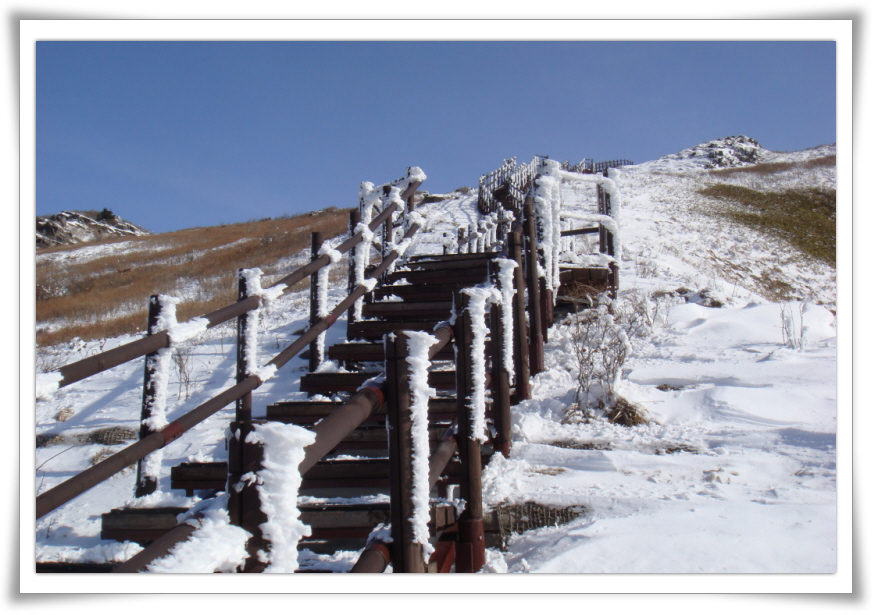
603, 169, 618, 297
236, 270, 254, 422
453, 292, 486, 573
136, 294, 164, 497
509, 230, 532, 401
489, 260, 513, 457
381, 185, 396, 285
308, 232, 325, 374
347, 210, 361, 325
597, 171, 617, 298
523, 196, 545, 375
457, 226, 467, 254
384, 331, 427, 573
227, 419, 269, 572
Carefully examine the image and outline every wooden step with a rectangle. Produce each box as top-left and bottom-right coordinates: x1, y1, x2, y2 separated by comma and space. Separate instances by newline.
371, 283, 464, 303
300, 370, 456, 394
101, 507, 189, 544
408, 251, 498, 263
171, 462, 227, 495
403, 255, 501, 271
266, 397, 459, 425
328, 341, 454, 363
361, 300, 453, 321
347, 320, 441, 341
298, 501, 457, 539
386, 267, 488, 286
37, 562, 118, 573
558, 266, 610, 287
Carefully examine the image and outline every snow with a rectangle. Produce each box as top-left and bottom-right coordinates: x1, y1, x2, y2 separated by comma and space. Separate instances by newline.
145, 494, 251, 573
494, 258, 517, 379
460, 285, 501, 443
29, 139, 843, 588
245, 422, 317, 573
35, 371, 62, 400
403, 330, 439, 558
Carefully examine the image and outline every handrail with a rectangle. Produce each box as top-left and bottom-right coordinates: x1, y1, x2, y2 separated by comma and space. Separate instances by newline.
52, 182, 420, 390
36, 199, 423, 520
110, 322, 455, 573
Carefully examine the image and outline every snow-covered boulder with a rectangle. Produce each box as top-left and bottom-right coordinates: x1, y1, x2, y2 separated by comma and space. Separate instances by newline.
36, 210, 149, 248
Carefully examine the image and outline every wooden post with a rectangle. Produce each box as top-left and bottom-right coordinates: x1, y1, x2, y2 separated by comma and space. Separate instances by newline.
236, 271, 253, 422
540, 277, 552, 342
308, 232, 324, 375
381, 186, 395, 284
458, 227, 467, 255
347, 210, 361, 325
602, 169, 618, 299
523, 197, 545, 376
490, 262, 512, 457
229, 270, 258, 558
454, 293, 485, 573
509, 231, 531, 402
385, 331, 427, 573
228, 420, 268, 572
135, 295, 162, 497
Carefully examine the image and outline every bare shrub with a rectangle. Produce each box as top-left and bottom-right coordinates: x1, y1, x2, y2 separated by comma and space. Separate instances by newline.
173, 346, 195, 401
564, 290, 646, 423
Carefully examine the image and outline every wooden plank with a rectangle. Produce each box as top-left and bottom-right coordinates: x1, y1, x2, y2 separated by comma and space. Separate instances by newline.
267, 397, 457, 423
371, 284, 462, 302
361, 300, 453, 318
408, 251, 498, 263
386, 267, 487, 286
328, 342, 453, 362
300, 370, 456, 393
560, 227, 599, 237
347, 319, 441, 340
37, 562, 118, 573
404, 256, 501, 271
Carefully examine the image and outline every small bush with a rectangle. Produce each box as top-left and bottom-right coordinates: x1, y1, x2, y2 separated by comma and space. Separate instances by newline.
564, 290, 646, 423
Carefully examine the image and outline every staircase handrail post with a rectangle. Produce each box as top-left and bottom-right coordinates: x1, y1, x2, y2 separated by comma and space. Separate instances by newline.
453, 292, 485, 572
523, 196, 545, 375
385, 330, 427, 573
308, 232, 325, 375
135, 294, 163, 497
489, 260, 513, 457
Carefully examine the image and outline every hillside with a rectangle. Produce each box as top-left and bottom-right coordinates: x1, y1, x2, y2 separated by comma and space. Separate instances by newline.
32, 139, 839, 578
35, 208, 350, 349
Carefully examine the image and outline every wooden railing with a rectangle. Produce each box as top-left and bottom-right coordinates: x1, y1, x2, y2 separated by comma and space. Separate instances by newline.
35, 169, 424, 520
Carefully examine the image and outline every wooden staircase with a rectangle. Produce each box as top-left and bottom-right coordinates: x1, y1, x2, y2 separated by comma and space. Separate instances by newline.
101, 249, 501, 572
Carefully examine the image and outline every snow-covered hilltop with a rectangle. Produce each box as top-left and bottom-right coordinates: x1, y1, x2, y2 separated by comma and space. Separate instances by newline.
32, 137, 839, 580
36, 210, 149, 248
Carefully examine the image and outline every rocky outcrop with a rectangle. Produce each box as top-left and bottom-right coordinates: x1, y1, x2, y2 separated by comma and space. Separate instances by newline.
36, 211, 149, 248
667, 135, 763, 169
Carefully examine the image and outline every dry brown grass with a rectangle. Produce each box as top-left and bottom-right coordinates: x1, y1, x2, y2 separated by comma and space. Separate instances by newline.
698, 184, 836, 267
36, 208, 351, 347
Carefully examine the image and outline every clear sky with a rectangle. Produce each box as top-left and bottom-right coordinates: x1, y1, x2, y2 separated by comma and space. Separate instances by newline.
36, 41, 836, 234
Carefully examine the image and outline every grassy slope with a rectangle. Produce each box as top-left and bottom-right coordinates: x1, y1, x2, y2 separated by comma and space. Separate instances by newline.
36, 208, 350, 348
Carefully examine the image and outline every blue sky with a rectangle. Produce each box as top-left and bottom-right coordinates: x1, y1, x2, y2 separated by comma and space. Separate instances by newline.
36, 41, 836, 234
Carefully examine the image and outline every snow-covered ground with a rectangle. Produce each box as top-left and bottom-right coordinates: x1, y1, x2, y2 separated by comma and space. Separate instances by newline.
26, 139, 846, 592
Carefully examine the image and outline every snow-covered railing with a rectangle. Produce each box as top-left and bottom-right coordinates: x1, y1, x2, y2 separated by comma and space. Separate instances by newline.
36, 169, 425, 528
477, 156, 543, 215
